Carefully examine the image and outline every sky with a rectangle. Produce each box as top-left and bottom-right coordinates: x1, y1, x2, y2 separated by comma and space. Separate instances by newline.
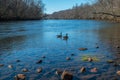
42, 0, 96, 14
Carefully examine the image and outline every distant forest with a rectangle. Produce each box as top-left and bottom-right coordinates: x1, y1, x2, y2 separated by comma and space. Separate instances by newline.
0, 0, 44, 21
47, 0, 120, 22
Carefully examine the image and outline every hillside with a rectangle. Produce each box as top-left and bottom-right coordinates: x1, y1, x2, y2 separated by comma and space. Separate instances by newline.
46, 0, 120, 22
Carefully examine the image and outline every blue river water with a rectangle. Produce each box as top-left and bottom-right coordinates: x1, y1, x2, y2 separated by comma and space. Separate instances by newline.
0, 20, 120, 80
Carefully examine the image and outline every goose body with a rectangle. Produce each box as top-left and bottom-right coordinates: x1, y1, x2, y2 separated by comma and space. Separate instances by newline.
57, 32, 62, 38
63, 33, 68, 40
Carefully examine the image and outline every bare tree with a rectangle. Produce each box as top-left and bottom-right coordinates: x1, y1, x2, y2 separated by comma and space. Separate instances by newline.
0, 0, 44, 20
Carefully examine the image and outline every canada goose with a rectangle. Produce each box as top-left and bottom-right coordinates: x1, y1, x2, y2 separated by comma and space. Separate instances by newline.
63, 33, 68, 40
57, 32, 62, 38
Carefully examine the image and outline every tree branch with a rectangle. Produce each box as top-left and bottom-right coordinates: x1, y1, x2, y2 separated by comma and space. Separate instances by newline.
93, 12, 120, 17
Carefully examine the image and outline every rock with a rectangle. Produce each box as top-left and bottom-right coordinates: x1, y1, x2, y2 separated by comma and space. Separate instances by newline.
116, 46, 120, 48
56, 70, 63, 75
22, 68, 28, 72
88, 57, 93, 62
117, 52, 120, 54
37, 68, 42, 73
66, 57, 71, 60
42, 56, 46, 58
71, 54, 74, 56
96, 46, 99, 48
116, 71, 120, 75
90, 68, 97, 72
15, 74, 26, 80
0, 64, 4, 67
16, 60, 20, 62
107, 60, 114, 63
61, 71, 73, 80
14, 75, 19, 80
36, 60, 42, 64
79, 48, 88, 51
80, 67, 86, 73
8, 65, 13, 68
113, 63, 118, 67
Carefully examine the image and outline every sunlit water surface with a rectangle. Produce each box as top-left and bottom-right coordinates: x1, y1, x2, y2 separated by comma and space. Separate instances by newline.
0, 20, 120, 80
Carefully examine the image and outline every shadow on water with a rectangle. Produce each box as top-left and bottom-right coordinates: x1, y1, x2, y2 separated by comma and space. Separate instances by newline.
98, 23, 120, 53
0, 35, 27, 54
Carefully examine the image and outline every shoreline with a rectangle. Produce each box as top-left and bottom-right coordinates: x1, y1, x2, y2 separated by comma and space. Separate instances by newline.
0, 18, 120, 23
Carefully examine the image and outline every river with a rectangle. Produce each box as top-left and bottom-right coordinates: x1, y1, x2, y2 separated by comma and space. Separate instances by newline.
0, 20, 120, 80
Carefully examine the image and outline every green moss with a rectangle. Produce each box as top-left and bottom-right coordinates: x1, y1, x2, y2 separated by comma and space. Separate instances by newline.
81, 55, 99, 62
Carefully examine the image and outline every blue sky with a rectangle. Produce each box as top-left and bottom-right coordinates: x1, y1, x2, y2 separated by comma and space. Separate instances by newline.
42, 0, 95, 14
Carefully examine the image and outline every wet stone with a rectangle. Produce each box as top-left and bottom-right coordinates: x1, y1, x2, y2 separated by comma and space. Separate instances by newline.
8, 65, 13, 68
80, 67, 86, 73
0, 64, 4, 67
16, 60, 21, 62
96, 46, 99, 48
66, 57, 71, 60
22, 68, 28, 72
107, 60, 114, 63
15, 74, 26, 80
42, 56, 46, 58
61, 71, 73, 80
37, 68, 42, 73
88, 57, 93, 62
79, 48, 88, 51
36, 60, 42, 64
113, 63, 118, 67
116, 71, 120, 75
56, 70, 63, 75
71, 54, 74, 56
116, 46, 120, 48
90, 68, 97, 73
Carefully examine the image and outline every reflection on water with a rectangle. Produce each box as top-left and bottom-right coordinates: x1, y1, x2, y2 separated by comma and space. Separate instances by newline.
0, 20, 120, 80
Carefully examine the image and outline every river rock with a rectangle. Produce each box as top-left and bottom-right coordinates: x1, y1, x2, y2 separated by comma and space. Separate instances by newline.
107, 60, 114, 63
15, 74, 26, 80
113, 62, 118, 66
0, 64, 4, 67
61, 71, 73, 80
22, 68, 28, 72
79, 48, 88, 51
96, 46, 99, 48
80, 67, 86, 73
66, 57, 71, 60
90, 68, 97, 72
37, 68, 42, 73
56, 70, 63, 75
8, 65, 13, 68
116, 71, 120, 75
116, 46, 120, 48
16, 60, 20, 62
42, 56, 46, 58
88, 57, 93, 62
71, 54, 74, 56
36, 60, 42, 64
